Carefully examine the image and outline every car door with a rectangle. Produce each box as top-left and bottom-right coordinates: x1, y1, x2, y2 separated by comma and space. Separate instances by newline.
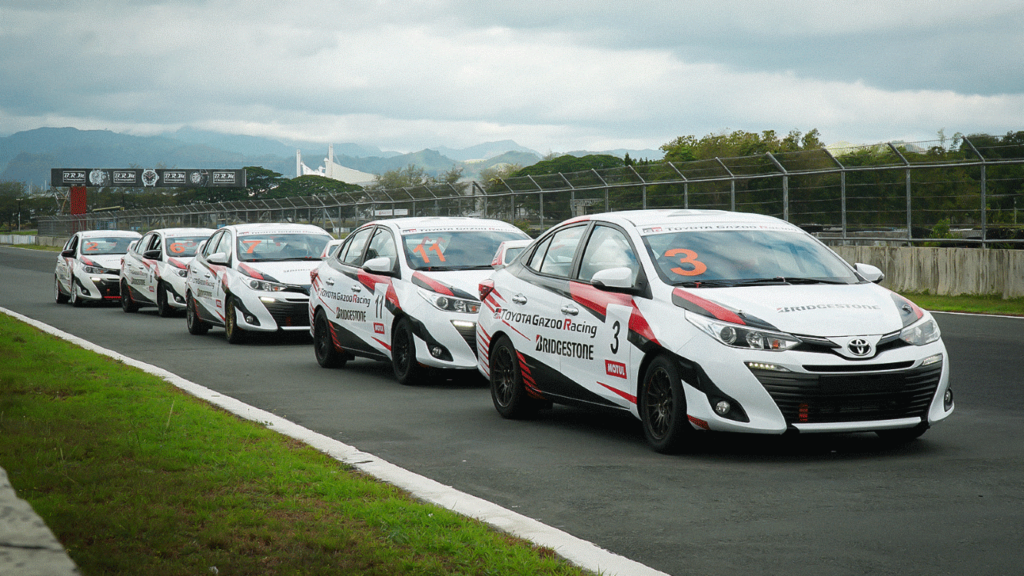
357, 226, 400, 353
562, 223, 646, 409
123, 232, 153, 302
56, 234, 79, 292
190, 229, 229, 322
500, 223, 588, 401
140, 231, 164, 303
318, 225, 381, 357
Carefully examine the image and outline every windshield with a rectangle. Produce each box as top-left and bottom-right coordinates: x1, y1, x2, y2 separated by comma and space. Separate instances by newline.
236, 233, 331, 262
80, 237, 136, 255
642, 228, 858, 286
164, 236, 208, 258
403, 230, 529, 270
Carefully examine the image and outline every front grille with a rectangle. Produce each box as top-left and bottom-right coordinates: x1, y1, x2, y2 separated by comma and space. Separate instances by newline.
263, 300, 310, 328
453, 321, 477, 354
751, 361, 942, 425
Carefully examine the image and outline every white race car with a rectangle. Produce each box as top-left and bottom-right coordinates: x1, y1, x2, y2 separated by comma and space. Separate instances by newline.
476, 210, 953, 453
55, 230, 142, 307
308, 217, 530, 384
185, 223, 333, 343
120, 227, 215, 316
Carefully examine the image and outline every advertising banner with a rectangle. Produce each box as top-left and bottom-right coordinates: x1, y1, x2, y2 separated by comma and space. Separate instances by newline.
50, 168, 246, 188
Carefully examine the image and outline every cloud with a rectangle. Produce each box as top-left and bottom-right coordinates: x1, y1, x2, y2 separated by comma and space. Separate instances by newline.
1, 0, 1021, 152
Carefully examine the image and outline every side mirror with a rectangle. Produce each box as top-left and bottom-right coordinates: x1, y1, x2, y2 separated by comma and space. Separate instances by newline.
60, 249, 75, 258
855, 263, 885, 284
362, 256, 393, 275
207, 253, 229, 266
143, 249, 162, 260
591, 267, 637, 293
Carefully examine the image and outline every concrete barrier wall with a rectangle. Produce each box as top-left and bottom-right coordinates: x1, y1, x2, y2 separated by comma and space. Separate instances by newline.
833, 246, 1024, 299
6, 236, 1024, 299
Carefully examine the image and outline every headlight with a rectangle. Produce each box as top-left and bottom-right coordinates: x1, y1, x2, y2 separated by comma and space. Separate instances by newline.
248, 279, 286, 292
900, 318, 940, 346
176, 268, 188, 278
82, 265, 105, 274
417, 288, 480, 314
686, 312, 801, 351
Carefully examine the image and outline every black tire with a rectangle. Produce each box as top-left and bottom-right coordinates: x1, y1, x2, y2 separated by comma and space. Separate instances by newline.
120, 281, 139, 313
489, 335, 540, 419
391, 316, 424, 385
640, 355, 692, 454
224, 295, 247, 344
70, 282, 83, 307
876, 424, 928, 444
156, 282, 174, 317
186, 293, 209, 335
313, 308, 347, 368
55, 276, 69, 304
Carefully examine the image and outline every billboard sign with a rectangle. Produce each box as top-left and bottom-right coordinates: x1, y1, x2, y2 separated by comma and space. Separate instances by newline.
51, 168, 246, 188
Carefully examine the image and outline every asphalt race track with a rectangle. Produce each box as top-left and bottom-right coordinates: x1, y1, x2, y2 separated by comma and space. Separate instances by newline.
3, 245, 1023, 576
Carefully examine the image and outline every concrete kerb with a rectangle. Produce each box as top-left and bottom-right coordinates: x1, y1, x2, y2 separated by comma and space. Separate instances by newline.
0, 307, 668, 576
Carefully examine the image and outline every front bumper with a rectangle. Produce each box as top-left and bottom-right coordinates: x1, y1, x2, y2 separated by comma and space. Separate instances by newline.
77, 273, 121, 301
677, 337, 953, 434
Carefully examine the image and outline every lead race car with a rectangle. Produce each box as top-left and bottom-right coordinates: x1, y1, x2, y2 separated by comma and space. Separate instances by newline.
476, 209, 953, 453
120, 227, 215, 316
308, 217, 530, 384
185, 223, 332, 343
55, 229, 142, 307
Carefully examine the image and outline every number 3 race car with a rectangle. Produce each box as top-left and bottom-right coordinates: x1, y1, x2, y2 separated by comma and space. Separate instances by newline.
476, 210, 954, 453
55, 230, 142, 307
308, 217, 530, 384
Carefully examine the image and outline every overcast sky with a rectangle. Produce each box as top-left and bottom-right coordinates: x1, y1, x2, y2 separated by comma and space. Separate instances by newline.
2, 0, 1022, 154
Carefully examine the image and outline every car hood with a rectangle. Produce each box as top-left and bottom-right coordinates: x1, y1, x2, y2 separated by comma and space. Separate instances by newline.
679, 283, 904, 337
410, 269, 493, 300
238, 260, 320, 286
82, 254, 125, 270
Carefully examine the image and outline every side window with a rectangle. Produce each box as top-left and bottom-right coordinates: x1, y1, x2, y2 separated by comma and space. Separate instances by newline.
340, 227, 374, 266
365, 228, 397, 268
202, 232, 223, 258
526, 235, 553, 272
537, 225, 586, 278
66, 236, 79, 254
577, 225, 639, 284
148, 234, 162, 253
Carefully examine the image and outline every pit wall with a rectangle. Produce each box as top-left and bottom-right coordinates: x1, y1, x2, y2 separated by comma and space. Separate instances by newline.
833, 246, 1024, 299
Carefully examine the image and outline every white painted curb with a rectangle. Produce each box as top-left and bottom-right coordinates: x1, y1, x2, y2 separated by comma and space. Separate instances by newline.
1, 307, 668, 576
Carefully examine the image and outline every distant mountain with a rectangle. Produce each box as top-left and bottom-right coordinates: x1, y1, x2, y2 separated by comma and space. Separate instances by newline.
432, 140, 541, 161
565, 148, 665, 161
0, 127, 659, 187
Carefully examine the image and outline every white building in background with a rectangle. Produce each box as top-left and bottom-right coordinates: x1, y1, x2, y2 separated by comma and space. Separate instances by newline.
296, 144, 376, 185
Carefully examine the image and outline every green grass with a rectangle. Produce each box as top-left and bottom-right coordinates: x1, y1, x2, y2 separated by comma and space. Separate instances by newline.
0, 314, 592, 576
902, 291, 1024, 316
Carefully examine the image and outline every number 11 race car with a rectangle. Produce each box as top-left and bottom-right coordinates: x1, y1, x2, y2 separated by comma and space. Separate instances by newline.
476, 210, 953, 453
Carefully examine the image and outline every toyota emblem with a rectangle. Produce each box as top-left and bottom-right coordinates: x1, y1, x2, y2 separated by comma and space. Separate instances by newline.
848, 338, 871, 357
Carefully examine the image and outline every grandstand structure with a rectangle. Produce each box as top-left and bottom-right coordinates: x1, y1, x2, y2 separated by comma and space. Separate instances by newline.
296, 144, 376, 185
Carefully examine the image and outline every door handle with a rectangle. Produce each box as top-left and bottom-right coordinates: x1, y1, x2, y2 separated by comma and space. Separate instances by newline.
324, 278, 335, 286
561, 305, 579, 316
352, 284, 363, 292
512, 294, 527, 305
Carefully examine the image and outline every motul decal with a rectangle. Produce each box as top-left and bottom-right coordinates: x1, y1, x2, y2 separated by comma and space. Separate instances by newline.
605, 360, 627, 379
374, 322, 385, 334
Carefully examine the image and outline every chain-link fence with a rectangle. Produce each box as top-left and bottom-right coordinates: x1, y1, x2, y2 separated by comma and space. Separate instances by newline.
38, 135, 1024, 246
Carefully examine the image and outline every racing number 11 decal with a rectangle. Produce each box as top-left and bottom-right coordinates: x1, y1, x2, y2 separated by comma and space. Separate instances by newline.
413, 238, 446, 263
664, 248, 707, 276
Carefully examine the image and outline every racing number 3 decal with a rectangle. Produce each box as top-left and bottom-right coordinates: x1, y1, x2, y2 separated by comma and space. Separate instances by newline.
664, 248, 707, 276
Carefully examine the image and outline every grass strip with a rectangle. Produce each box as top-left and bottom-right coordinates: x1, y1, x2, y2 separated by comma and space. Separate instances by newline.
0, 314, 592, 576
903, 292, 1024, 316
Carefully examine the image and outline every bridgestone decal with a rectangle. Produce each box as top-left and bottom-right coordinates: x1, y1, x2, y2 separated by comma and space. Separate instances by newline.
535, 335, 594, 360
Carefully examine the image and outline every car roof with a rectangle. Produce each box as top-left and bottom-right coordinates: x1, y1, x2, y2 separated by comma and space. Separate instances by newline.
367, 217, 526, 234
151, 227, 216, 238
220, 223, 331, 235
78, 230, 141, 238
589, 209, 798, 231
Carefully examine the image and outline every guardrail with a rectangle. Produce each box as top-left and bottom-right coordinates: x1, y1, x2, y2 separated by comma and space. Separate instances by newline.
37, 135, 1024, 246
